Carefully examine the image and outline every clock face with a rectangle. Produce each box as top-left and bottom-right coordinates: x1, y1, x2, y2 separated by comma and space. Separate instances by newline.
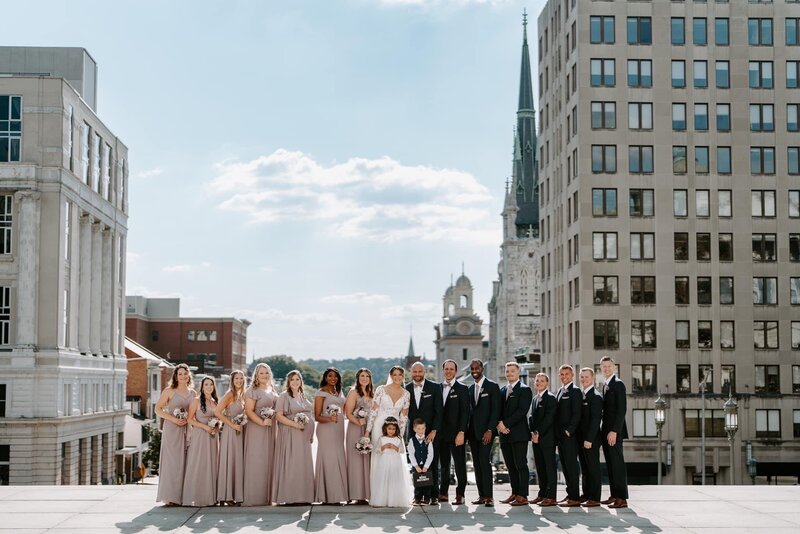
457, 321, 472, 335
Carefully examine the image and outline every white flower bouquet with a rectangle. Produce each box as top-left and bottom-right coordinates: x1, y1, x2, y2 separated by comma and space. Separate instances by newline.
173, 408, 187, 420
208, 417, 222, 433
325, 405, 342, 417
354, 407, 368, 419
259, 407, 275, 420
293, 413, 310, 429
355, 436, 372, 455
232, 413, 248, 433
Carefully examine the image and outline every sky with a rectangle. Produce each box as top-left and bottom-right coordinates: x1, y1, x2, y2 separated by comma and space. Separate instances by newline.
7, 0, 547, 361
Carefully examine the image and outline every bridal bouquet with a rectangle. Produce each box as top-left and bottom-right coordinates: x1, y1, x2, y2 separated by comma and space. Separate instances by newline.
354, 436, 372, 455
293, 413, 310, 429
208, 417, 222, 433
354, 407, 368, 419
325, 405, 342, 418
259, 407, 275, 420
232, 413, 248, 433
173, 408, 187, 420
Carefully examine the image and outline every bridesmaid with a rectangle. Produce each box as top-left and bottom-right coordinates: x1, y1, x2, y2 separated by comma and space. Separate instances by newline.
181, 376, 220, 507
314, 368, 349, 505
243, 363, 278, 506
155, 363, 196, 505
344, 368, 374, 505
272, 370, 315, 505
215, 370, 246, 505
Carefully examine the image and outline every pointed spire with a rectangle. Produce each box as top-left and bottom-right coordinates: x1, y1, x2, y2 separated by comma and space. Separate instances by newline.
461, 261, 465, 276
518, 10, 534, 112
407, 334, 415, 358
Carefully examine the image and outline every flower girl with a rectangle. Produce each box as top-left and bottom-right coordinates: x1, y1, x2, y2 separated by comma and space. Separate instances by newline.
370, 417, 412, 507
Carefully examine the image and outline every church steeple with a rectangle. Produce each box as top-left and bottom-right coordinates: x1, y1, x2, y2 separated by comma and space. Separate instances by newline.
407, 335, 415, 358
513, 9, 539, 239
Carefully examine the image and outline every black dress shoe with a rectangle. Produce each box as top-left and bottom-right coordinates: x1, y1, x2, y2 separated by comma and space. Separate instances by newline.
484, 498, 494, 507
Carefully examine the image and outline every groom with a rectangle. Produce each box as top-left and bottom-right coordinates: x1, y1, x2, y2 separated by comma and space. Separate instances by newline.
406, 361, 443, 504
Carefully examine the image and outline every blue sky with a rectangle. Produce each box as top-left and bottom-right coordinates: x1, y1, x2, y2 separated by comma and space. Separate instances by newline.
9, 0, 546, 361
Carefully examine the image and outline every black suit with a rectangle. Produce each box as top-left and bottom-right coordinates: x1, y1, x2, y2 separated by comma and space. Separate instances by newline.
438, 380, 470, 497
499, 381, 533, 498
555, 383, 582, 500
406, 379, 444, 498
601, 375, 629, 500
467, 378, 500, 499
529, 389, 556, 500
576, 387, 602, 502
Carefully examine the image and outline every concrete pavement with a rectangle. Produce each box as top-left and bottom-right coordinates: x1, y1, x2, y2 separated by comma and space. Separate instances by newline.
0, 482, 798, 533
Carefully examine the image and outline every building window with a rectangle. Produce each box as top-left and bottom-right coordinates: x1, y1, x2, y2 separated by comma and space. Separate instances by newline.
591, 145, 616, 173
749, 61, 774, 89
693, 17, 707, 45
590, 15, 615, 44
720, 277, 734, 305
791, 191, 800, 218
752, 190, 776, 217
92, 132, 101, 194
591, 59, 615, 87
80, 123, 91, 185
794, 322, 800, 349
592, 188, 617, 216
593, 276, 619, 304
715, 17, 729, 45
151, 330, 159, 342
631, 276, 656, 305
787, 61, 799, 88
716, 104, 730, 131
628, 145, 653, 173
672, 103, 686, 131
721, 365, 735, 393
792, 234, 800, 262
630, 233, 654, 260
755, 409, 780, 438
631, 322, 657, 349
0, 445, 8, 486
675, 277, 690, 305
0, 196, 11, 255
0, 384, 5, 417
791, 277, 800, 305
671, 17, 685, 45
788, 18, 800, 46
717, 147, 732, 174
697, 276, 712, 304
673, 146, 687, 174
0, 96, 22, 163
750, 104, 775, 131
693, 61, 708, 88
793, 366, 800, 393
0, 287, 9, 346
699, 364, 714, 393
749, 18, 773, 46
593, 320, 619, 350
696, 190, 710, 217
629, 189, 654, 217
674, 233, 689, 262
672, 61, 686, 88
632, 409, 657, 437
698, 321, 713, 349
718, 191, 732, 219
593, 232, 617, 260
754, 323, 779, 350
790, 147, 800, 175
627, 16, 652, 45
591, 102, 616, 129
628, 103, 652, 131
721, 321, 735, 349
750, 146, 775, 174
676, 364, 691, 390
696, 234, 711, 262
789, 104, 799, 132
462, 348, 468, 361
753, 278, 778, 305
752, 234, 777, 262
684, 409, 726, 438
695, 147, 710, 174
627, 59, 652, 87
794, 411, 800, 439
716, 61, 730, 88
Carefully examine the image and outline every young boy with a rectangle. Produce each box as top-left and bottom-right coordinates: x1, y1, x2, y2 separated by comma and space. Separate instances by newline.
408, 418, 435, 505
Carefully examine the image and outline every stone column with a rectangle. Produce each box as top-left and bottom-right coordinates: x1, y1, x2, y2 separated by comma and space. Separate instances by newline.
100, 229, 112, 357
79, 437, 92, 485
61, 439, 80, 485
89, 222, 102, 355
13, 190, 41, 350
104, 431, 115, 484
78, 215, 92, 353
90, 435, 101, 484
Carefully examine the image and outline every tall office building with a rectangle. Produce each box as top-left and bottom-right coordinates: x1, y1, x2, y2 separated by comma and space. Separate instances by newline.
536, 1, 799, 483
0, 47, 129, 485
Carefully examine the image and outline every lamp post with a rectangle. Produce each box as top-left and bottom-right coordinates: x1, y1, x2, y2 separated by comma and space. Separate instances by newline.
654, 395, 667, 485
723, 390, 739, 485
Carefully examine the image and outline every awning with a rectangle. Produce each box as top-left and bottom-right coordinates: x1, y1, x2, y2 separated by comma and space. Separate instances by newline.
124, 338, 174, 368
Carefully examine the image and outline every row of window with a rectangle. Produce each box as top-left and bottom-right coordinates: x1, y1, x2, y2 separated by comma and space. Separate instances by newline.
0, 96, 21, 163
592, 102, 800, 133
589, 15, 800, 47
590, 58, 800, 89
592, 188, 800, 220
186, 330, 218, 342
592, 320, 800, 351
590, 144, 799, 176
633, 408, 799, 440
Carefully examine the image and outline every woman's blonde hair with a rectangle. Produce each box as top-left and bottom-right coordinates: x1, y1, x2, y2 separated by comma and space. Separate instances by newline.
250, 363, 275, 391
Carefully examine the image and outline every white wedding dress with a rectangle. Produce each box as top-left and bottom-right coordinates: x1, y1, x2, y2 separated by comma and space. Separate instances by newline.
367, 385, 413, 507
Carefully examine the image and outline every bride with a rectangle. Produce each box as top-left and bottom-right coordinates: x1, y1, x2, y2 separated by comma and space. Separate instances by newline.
366, 365, 413, 507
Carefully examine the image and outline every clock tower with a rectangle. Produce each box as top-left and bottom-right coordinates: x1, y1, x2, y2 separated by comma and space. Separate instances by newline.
434, 271, 486, 381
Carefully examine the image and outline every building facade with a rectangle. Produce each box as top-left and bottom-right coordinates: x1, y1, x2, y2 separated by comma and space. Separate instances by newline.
126, 296, 249, 376
489, 16, 543, 385
435, 273, 486, 381
536, 0, 800, 483
0, 47, 129, 485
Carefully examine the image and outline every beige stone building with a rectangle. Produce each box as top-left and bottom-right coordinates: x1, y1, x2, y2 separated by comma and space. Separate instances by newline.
0, 47, 129, 485
536, 0, 800, 483
435, 273, 486, 380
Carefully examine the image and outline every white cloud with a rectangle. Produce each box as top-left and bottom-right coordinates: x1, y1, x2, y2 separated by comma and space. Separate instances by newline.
209, 149, 498, 244
378, 0, 505, 6
162, 262, 211, 273
135, 167, 164, 179
320, 292, 391, 305
380, 302, 440, 320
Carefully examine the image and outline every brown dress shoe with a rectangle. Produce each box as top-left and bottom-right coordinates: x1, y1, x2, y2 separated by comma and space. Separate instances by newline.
472, 497, 485, 505
510, 496, 529, 506
609, 498, 628, 509
557, 497, 569, 504
484, 498, 494, 507
560, 499, 582, 507
600, 497, 616, 505
528, 496, 544, 505
500, 494, 517, 504
582, 500, 601, 507
453, 495, 464, 505
438, 495, 449, 502
412, 499, 423, 506
538, 498, 558, 507
429, 498, 439, 505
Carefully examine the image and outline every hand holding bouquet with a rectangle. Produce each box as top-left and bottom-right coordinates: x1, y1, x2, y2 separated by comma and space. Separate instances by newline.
354, 436, 372, 455
292, 413, 310, 430
354, 407, 368, 425
231, 413, 248, 434
325, 404, 341, 422
172, 408, 187, 425
207, 417, 222, 435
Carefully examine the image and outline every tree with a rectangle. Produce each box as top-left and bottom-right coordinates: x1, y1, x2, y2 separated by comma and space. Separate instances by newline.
141, 423, 161, 473
249, 355, 298, 384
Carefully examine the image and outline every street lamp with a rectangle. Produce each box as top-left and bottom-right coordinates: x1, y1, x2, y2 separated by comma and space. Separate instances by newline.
723, 390, 739, 485
654, 395, 667, 485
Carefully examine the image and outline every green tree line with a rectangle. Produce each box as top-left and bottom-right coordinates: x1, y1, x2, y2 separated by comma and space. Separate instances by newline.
247, 355, 414, 390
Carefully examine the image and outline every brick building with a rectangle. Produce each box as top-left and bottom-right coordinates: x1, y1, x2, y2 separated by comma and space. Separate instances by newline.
126, 296, 250, 376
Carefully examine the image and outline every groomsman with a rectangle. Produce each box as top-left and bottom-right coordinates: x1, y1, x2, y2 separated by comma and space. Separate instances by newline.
497, 362, 533, 507
528, 372, 557, 507
576, 367, 603, 507
554, 365, 582, 506
600, 356, 629, 509
406, 361, 443, 504
437, 359, 470, 505
467, 359, 500, 507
